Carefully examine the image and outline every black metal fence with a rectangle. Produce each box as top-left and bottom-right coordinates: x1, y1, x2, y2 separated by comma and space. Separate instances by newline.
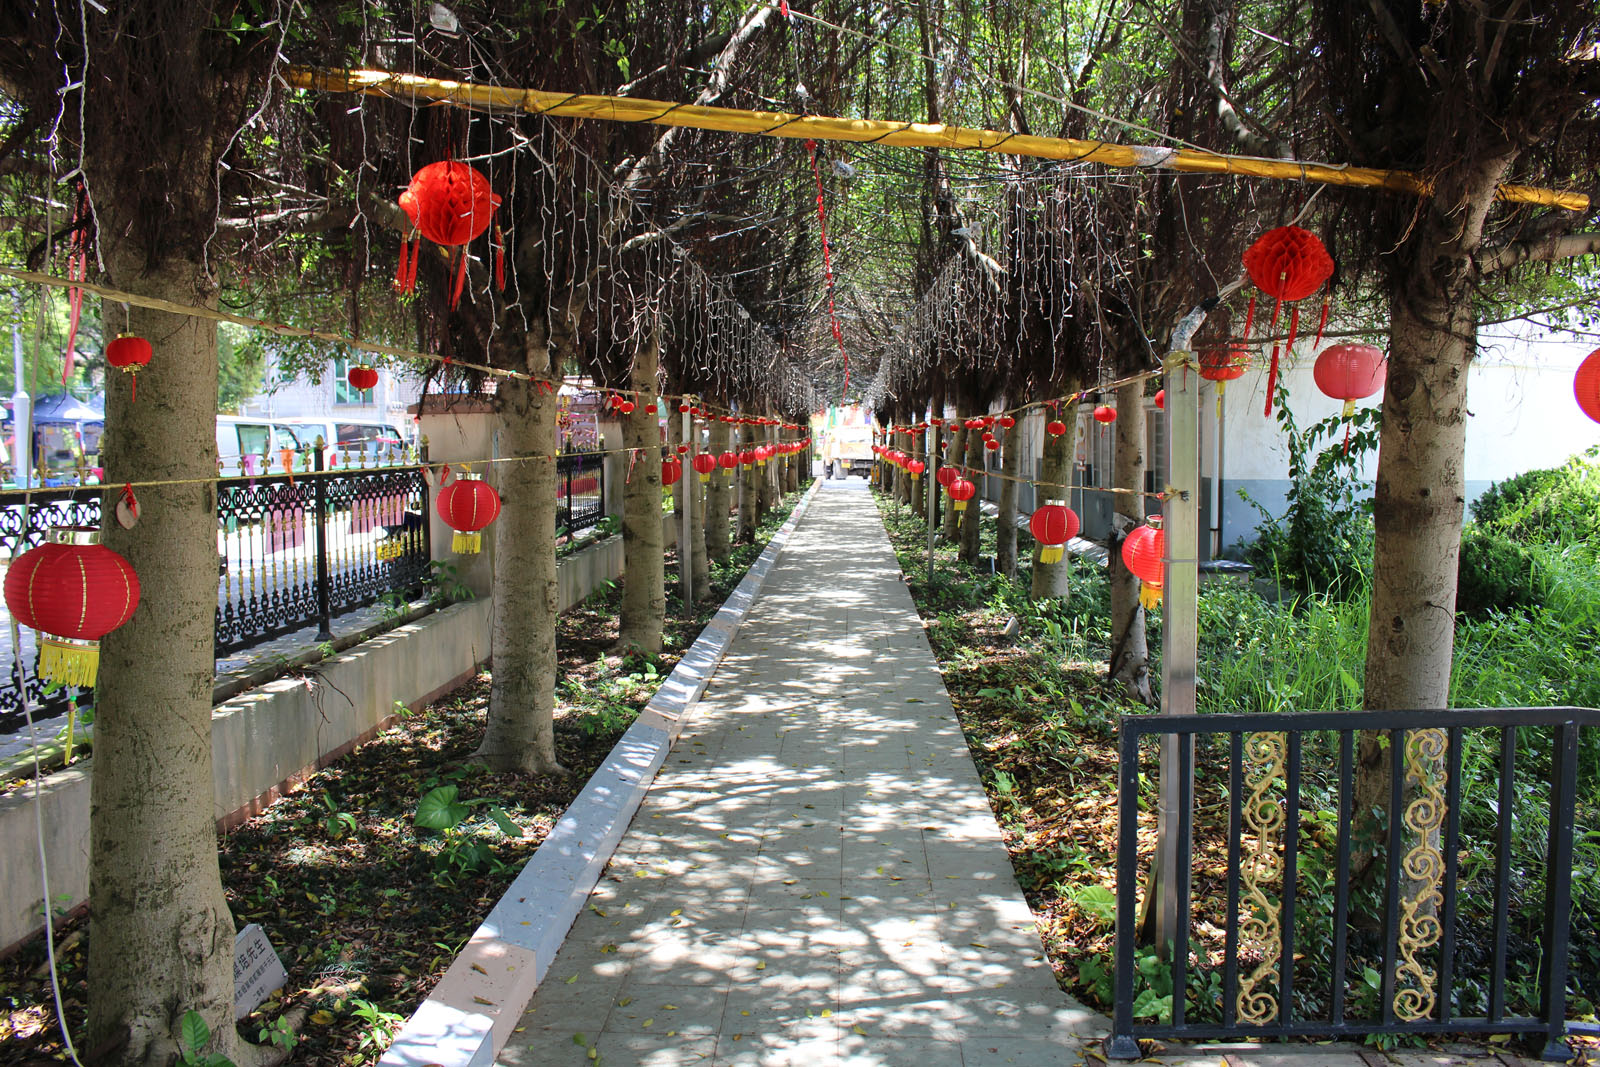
1110, 707, 1599, 1062
215, 457, 430, 654
557, 449, 605, 536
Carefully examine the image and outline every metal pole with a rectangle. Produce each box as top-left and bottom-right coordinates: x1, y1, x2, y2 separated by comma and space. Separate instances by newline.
312, 437, 333, 643
680, 395, 693, 608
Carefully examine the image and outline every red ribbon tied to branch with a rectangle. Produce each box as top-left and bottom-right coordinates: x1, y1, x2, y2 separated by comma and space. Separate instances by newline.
805, 139, 849, 399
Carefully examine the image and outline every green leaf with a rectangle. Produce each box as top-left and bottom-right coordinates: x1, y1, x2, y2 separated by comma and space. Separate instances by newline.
1072, 885, 1117, 924
415, 786, 470, 830
1131, 989, 1173, 1021
488, 806, 522, 838
181, 1010, 211, 1054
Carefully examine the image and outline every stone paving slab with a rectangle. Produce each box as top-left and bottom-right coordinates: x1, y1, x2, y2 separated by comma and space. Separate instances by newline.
498, 484, 1101, 1066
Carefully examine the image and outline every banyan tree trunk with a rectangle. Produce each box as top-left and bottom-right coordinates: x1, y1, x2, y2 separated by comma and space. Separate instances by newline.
1108, 380, 1152, 703
616, 337, 666, 654
706, 418, 733, 562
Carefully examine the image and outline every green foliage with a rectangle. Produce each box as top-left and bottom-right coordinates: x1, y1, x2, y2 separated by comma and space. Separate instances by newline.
414, 785, 472, 831
1242, 385, 1379, 600
1470, 449, 1600, 546
176, 1010, 236, 1067
1455, 524, 1540, 618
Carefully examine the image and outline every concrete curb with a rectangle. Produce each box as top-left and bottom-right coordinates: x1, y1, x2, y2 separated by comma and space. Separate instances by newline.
379, 482, 822, 1067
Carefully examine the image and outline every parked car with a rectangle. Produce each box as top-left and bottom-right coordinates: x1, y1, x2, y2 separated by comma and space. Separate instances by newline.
279, 418, 413, 466
216, 415, 306, 474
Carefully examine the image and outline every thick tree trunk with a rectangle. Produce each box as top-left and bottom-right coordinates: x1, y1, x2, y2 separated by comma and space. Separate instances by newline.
758, 422, 777, 519
617, 337, 665, 653
737, 423, 758, 543
959, 414, 985, 565
1109, 382, 1152, 703
705, 419, 732, 562
476, 364, 564, 774
941, 415, 967, 542
1030, 407, 1074, 598
91, 251, 237, 1066
690, 433, 710, 595
996, 412, 1023, 579
784, 431, 799, 492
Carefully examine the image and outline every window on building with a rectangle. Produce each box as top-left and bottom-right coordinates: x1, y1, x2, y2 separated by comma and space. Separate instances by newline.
333, 357, 364, 405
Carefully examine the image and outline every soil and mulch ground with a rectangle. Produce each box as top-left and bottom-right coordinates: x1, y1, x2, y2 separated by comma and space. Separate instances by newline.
0, 486, 808, 1066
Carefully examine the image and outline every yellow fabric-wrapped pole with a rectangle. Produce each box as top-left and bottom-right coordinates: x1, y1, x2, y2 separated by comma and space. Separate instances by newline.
284, 66, 1589, 213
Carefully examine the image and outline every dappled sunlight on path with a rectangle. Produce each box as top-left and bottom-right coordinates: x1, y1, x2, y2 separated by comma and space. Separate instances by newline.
498, 485, 1103, 1066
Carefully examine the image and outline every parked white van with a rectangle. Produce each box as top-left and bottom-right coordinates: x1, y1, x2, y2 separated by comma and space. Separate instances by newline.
279, 418, 412, 466
216, 415, 307, 474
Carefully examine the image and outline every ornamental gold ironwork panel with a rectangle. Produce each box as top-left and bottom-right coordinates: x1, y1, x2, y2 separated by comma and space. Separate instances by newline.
1237, 731, 1286, 1025
1394, 727, 1447, 1022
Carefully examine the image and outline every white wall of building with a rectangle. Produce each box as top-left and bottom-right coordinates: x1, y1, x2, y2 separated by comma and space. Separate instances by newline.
241, 353, 424, 432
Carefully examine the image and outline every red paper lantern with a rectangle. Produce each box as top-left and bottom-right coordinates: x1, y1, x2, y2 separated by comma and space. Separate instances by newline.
619, 400, 636, 415
1314, 343, 1387, 416
718, 451, 738, 471
662, 457, 683, 486
739, 450, 755, 467
1242, 226, 1334, 416
347, 364, 379, 395
106, 334, 153, 403
1046, 419, 1067, 437
678, 403, 691, 413
998, 415, 1016, 429
1154, 390, 1165, 411
984, 437, 999, 450
1029, 502, 1080, 564
4, 527, 139, 688
692, 453, 718, 482
964, 418, 984, 430
396, 160, 504, 307
1093, 405, 1116, 424
1199, 344, 1251, 382
435, 475, 502, 554
907, 459, 926, 478
1577, 349, 1600, 425
947, 477, 976, 512
1121, 517, 1165, 610
936, 466, 958, 489
646, 403, 658, 415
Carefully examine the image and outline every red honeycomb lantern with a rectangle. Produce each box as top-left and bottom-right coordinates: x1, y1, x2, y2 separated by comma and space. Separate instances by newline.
662, 457, 682, 486
692, 453, 718, 483
1029, 501, 1080, 565
1121, 517, 1166, 610
1241, 226, 1334, 416
1577, 349, 1600, 425
435, 474, 502, 554
947, 476, 976, 512
347, 364, 379, 396
1093, 405, 1117, 424
4, 527, 140, 688
397, 160, 504, 308
106, 334, 153, 403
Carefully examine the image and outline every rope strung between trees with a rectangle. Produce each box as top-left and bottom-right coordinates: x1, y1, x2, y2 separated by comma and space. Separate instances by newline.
285, 67, 1590, 213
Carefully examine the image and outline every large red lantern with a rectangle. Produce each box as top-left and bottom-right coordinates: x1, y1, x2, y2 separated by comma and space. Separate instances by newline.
4, 528, 140, 688
1029, 501, 1080, 565
1121, 517, 1166, 610
692, 453, 717, 483
1093, 405, 1116, 424
106, 335, 153, 403
347, 364, 379, 396
1241, 226, 1334, 415
947, 477, 976, 512
718, 451, 738, 471
1313, 344, 1386, 415
907, 459, 926, 479
1577, 349, 1600, 425
662, 457, 683, 486
936, 466, 958, 489
435, 474, 502, 554
397, 161, 505, 309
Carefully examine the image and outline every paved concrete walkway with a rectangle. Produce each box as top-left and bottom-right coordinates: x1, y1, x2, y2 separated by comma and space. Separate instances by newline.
498, 482, 1102, 1066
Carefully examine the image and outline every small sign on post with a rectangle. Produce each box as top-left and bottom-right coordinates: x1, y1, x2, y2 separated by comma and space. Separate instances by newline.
233, 923, 287, 1020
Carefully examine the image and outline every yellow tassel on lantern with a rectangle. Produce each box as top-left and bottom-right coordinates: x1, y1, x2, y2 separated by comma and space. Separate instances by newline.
953, 500, 968, 512
453, 531, 482, 554
699, 472, 711, 483
1139, 582, 1163, 611
1040, 545, 1063, 564
40, 637, 100, 688
1341, 398, 1357, 417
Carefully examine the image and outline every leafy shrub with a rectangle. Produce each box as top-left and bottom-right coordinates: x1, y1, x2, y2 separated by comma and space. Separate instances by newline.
1470, 449, 1600, 545
1241, 385, 1378, 599
1455, 525, 1540, 618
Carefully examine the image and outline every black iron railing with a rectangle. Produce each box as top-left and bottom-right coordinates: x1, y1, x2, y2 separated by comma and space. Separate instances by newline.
557, 449, 605, 536
1109, 707, 1599, 1062
215, 455, 430, 654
